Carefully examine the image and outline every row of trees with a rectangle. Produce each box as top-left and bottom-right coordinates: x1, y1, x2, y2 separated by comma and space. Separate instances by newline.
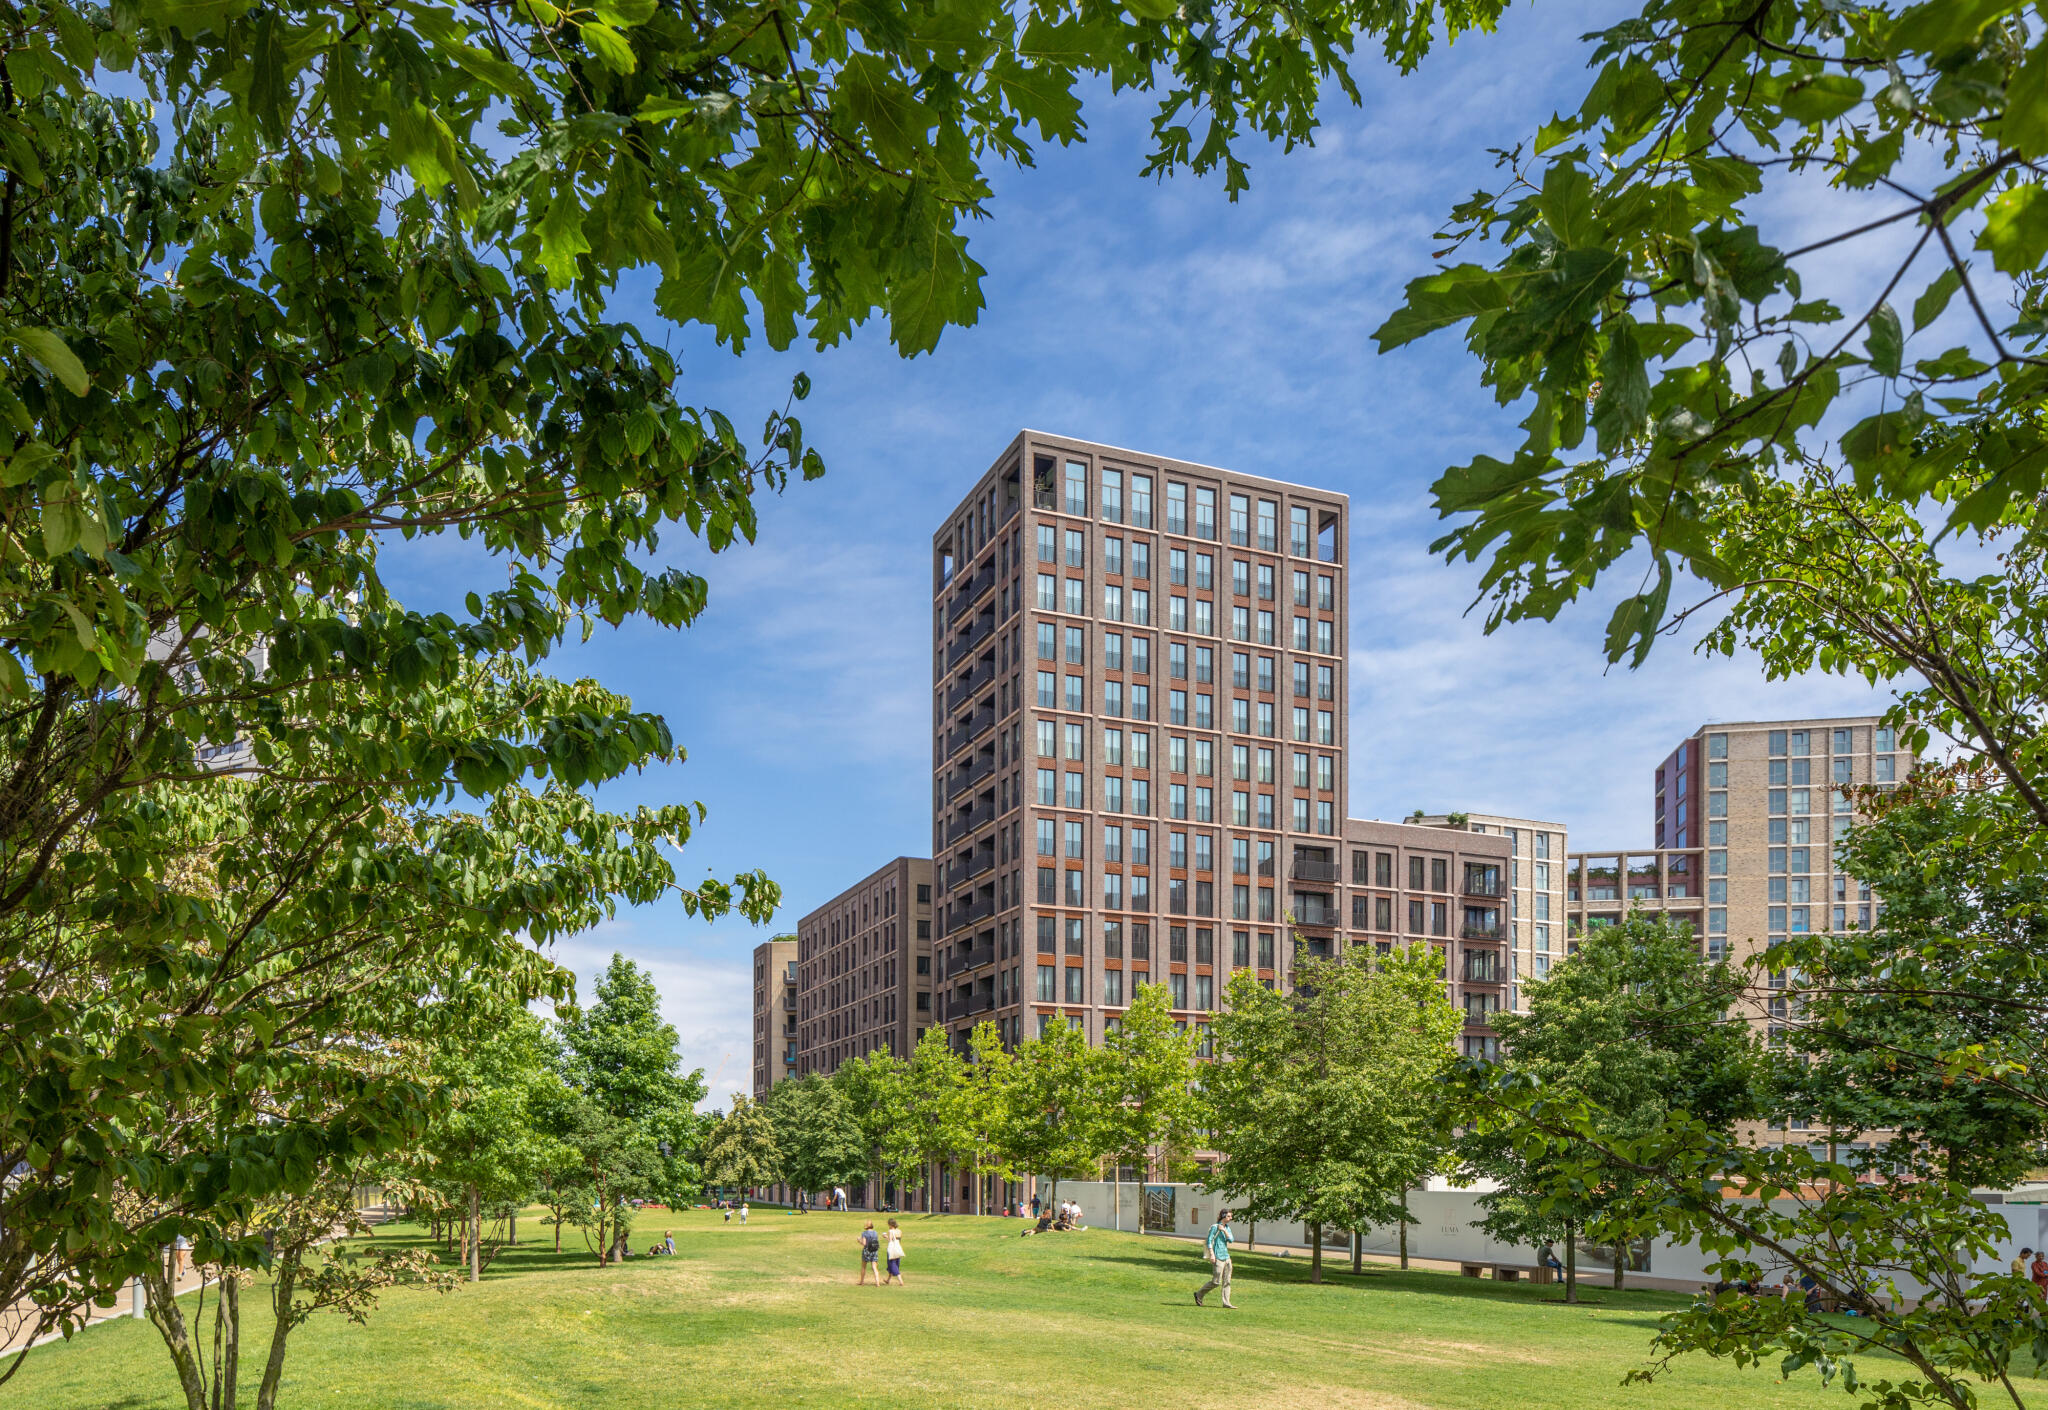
700, 945, 1468, 1285
702, 983, 1207, 1219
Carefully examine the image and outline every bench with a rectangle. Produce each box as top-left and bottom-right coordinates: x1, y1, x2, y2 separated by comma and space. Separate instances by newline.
1460, 1262, 1554, 1284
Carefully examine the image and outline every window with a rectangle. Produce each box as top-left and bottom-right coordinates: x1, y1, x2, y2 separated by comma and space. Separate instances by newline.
1036, 671, 1056, 708
1257, 563, 1275, 600
1166, 482, 1188, 535
1170, 595, 1188, 631
1064, 460, 1087, 516
1769, 730, 1787, 756
1232, 560, 1250, 596
1104, 727, 1124, 765
1289, 504, 1311, 556
1063, 722, 1085, 761
1065, 771, 1085, 808
1195, 646, 1214, 685
1194, 486, 1216, 539
1256, 794, 1275, 828
1256, 499, 1277, 551
1037, 622, 1056, 660
1065, 868, 1085, 906
1100, 468, 1123, 523
1875, 755, 1896, 781
1194, 554, 1214, 591
1065, 625, 1085, 665
1170, 547, 1188, 586
1317, 664, 1334, 701
1233, 929, 1250, 966
1875, 725, 1895, 751
1131, 636, 1150, 675
1037, 965, 1056, 1002
1104, 536, 1123, 575
1131, 730, 1151, 769
1130, 475, 1153, 528
1257, 610, 1275, 645
1292, 706, 1310, 741
1037, 525, 1056, 562
1258, 702, 1276, 737
1104, 776, 1124, 813
1131, 540, 1151, 580
1318, 575, 1334, 610
1065, 578, 1084, 615
1065, 675, 1084, 711
1407, 899, 1424, 933
1103, 584, 1123, 621
1132, 778, 1151, 815
1036, 573, 1057, 611
1169, 973, 1188, 1009
1036, 818, 1056, 856
1132, 589, 1151, 625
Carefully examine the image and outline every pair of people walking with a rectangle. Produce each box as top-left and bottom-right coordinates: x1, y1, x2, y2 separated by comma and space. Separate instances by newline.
1194, 1210, 1236, 1309
858, 1219, 906, 1287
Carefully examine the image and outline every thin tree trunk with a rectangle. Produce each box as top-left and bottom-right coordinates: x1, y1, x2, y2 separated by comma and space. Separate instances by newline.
1399, 1190, 1410, 1270
468, 1184, 481, 1283
510, 1208, 516, 1244
1310, 1223, 1323, 1284
1352, 1228, 1362, 1275
1613, 1250, 1625, 1290
144, 1257, 208, 1410
209, 1274, 238, 1410
1564, 1225, 1578, 1304
256, 1248, 301, 1410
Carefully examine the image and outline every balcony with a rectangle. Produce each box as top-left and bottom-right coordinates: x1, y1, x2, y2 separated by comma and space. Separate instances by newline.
946, 562, 997, 624
943, 706, 996, 758
1460, 925, 1502, 941
945, 893, 996, 935
1463, 879, 1504, 898
945, 659, 995, 712
961, 991, 997, 1016
946, 755, 995, 801
949, 852, 995, 888
947, 613, 996, 667
947, 944, 995, 978
945, 804, 993, 845
1290, 858, 1341, 883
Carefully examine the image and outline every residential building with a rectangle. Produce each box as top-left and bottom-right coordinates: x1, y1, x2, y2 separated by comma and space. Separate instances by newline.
930, 430, 1349, 1053
1341, 819, 1512, 1058
1654, 716, 1905, 969
749, 936, 799, 1097
1563, 845, 1708, 947
1414, 812, 1567, 1007
794, 857, 934, 1076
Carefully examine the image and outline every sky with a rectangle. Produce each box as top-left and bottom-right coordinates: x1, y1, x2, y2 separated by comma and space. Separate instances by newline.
391, 1, 1940, 1104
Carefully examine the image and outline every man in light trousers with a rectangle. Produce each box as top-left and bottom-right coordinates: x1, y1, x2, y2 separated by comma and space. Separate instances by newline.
1195, 1210, 1236, 1308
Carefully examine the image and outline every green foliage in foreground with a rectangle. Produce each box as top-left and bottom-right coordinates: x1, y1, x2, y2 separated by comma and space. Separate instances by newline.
12, 1211, 1894, 1410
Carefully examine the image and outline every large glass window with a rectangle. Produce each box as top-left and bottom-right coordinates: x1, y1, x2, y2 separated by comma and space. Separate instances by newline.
1064, 460, 1087, 516
1100, 468, 1123, 523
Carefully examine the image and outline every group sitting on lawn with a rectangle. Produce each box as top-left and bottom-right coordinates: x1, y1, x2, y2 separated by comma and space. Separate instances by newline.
1021, 1199, 1085, 1237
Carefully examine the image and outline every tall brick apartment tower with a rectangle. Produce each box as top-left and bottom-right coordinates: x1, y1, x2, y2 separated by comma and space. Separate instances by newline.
930, 431, 1349, 1050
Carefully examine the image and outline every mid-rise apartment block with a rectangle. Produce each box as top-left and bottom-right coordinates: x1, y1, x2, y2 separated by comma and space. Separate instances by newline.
931, 431, 1348, 1050
1341, 819, 1512, 1057
750, 936, 799, 1097
794, 857, 934, 1075
1415, 812, 1567, 1006
1565, 715, 1909, 968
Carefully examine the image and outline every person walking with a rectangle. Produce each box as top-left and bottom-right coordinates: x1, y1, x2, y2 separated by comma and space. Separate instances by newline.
2032, 1248, 2048, 1297
722, 1203, 732, 1223
858, 1222, 882, 1286
172, 1234, 191, 1281
1031, 1194, 1041, 1220
1195, 1210, 1235, 1308
2014, 1247, 2034, 1280
885, 1219, 905, 1286
739, 1201, 749, 1226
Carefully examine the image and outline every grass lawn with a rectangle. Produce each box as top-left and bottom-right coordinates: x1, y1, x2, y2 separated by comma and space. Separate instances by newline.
13, 1209, 1884, 1409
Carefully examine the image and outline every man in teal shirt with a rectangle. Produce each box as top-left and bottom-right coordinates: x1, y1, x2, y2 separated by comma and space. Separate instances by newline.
1194, 1210, 1236, 1308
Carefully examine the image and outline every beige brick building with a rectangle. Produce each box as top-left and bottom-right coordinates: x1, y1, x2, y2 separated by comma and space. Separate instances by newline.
749, 936, 799, 1097
794, 857, 934, 1074
1414, 812, 1567, 1008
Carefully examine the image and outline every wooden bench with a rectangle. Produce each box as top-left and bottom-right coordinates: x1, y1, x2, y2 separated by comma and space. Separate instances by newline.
1460, 1262, 1554, 1284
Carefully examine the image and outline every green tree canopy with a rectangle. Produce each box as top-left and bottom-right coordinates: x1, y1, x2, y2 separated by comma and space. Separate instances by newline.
701, 1094, 780, 1195
763, 1075, 867, 1201
1207, 946, 1461, 1284
1002, 1016, 1107, 1200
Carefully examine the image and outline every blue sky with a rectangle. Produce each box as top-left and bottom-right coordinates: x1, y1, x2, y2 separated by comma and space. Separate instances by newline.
396, 2, 1909, 1099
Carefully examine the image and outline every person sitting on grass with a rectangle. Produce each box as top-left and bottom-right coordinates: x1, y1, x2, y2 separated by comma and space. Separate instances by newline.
1021, 1212, 1056, 1238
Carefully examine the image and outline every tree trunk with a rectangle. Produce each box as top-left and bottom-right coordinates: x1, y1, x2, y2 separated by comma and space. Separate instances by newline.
256, 1248, 301, 1410
207, 1273, 239, 1410
554, 1205, 563, 1253
510, 1208, 517, 1244
1399, 1190, 1410, 1270
1351, 1228, 1362, 1275
1310, 1223, 1323, 1284
1564, 1225, 1579, 1304
1613, 1249, 1625, 1290
468, 1184, 481, 1283
144, 1257, 209, 1410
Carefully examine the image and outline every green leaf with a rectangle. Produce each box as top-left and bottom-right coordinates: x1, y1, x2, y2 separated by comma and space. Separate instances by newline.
1591, 322, 1649, 453
2004, 41, 2048, 158
1779, 75, 1864, 125
838, 54, 927, 169
1373, 266, 1509, 351
535, 188, 591, 287
1978, 183, 2048, 277
594, 0, 657, 24
1865, 302, 1903, 378
1541, 164, 1595, 248
12, 328, 89, 395
1125, 0, 1176, 18
1911, 268, 1962, 331
578, 21, 635, 74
